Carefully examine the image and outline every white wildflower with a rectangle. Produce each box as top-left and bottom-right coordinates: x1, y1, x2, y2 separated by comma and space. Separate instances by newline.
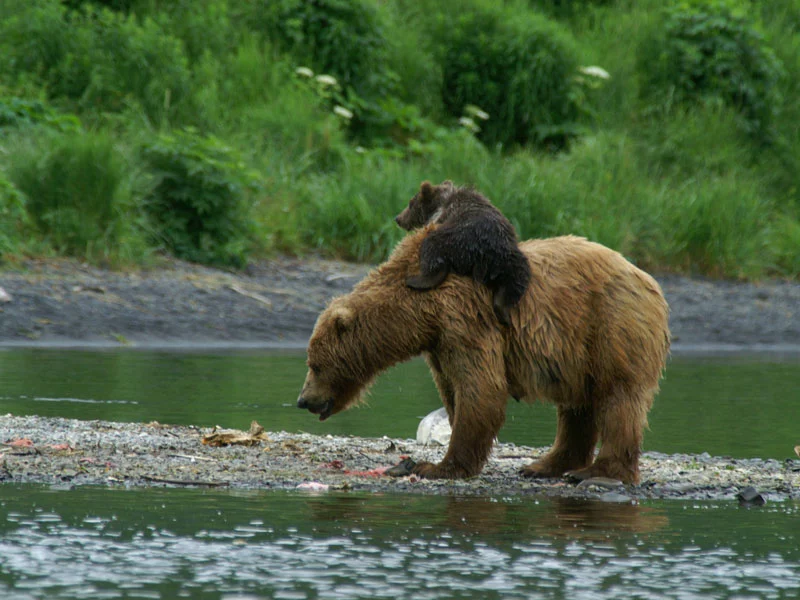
333, 106, 353, 120
458, 116, 480, 133
315, 74, 339, 87
295, 66, 314, 78
464, 104, 490, 120
579, 66, 611, 80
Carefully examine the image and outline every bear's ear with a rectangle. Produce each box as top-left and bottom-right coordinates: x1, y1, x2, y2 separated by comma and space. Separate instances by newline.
330, 305, 354, 335
419, 181, 435, 203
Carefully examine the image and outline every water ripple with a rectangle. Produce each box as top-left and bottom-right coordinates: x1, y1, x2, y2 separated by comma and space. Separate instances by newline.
1, 492, 799, 600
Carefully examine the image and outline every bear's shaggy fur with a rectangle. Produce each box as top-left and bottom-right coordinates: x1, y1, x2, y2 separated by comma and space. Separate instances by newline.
394, 181, 531, 327
297, 228, 670, 484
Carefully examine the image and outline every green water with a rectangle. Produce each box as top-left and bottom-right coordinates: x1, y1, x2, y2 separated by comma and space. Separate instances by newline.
1, 348, 798, 459
1, 348, 799, 599
0, 485, 798, 599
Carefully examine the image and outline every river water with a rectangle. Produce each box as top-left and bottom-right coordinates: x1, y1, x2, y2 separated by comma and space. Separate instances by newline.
1, 348, 799, 599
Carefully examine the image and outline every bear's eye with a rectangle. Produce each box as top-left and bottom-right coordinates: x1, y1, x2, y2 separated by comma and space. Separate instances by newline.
309, 364, 321, 375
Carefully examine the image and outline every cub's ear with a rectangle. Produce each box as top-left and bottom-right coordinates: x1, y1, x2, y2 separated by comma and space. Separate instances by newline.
419, 181, 434, 201
330, 304, 354, 335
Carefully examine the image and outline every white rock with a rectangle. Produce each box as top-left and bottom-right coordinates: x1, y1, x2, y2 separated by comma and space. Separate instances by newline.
0, 287, 11, 303
416, 407, 451, 446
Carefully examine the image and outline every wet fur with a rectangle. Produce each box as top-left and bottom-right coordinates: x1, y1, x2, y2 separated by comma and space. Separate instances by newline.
298, 228, 670, 484
396, 181, 531, 327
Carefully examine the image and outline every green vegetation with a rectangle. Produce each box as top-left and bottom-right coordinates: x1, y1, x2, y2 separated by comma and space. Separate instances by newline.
141, 129, 259, 268
0, 0, 797, 279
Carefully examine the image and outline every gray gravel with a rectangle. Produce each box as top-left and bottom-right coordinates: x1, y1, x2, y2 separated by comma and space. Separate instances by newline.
1, 415, 798, 501
0, 256, 798, 351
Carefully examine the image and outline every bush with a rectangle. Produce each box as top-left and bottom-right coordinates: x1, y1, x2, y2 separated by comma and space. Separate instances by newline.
241, 0, 390, 95
432, 4, 584, 149
0, 174, 28, 259
63, 0, 140, 12
141, 129, 261, 268
638, 0, 783, 141
7, 131, 140, 260
0, 2, 191, 124
153, 0, 238, 64
0, 97, 82, 135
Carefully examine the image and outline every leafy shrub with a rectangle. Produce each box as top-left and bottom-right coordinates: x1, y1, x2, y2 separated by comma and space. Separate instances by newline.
7, 131, 137, 259
432, 5, 583, 149
0, 2, 191, 123
153, 0, 238, 64
241, 0, 390, 95
141, 129, 261, 268
638, 0, 783, 140
0, 174, 28, 258
0, 97, 81, 135
532, 0, 617, 20
63, 0, 140, 12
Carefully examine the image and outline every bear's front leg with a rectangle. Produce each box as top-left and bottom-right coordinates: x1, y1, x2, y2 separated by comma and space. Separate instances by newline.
412, 379, 507, 480
411, 460, 474, 479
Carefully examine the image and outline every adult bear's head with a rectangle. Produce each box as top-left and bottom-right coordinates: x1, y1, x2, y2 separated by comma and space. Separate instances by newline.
297, 299, 365, 421
296, 231, 446, 421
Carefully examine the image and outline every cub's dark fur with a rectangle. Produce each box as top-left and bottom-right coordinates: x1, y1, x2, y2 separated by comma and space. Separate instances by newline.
394, 180, 531, 326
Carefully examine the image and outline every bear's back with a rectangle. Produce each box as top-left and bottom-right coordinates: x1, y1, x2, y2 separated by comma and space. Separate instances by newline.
511, 235, 669, 397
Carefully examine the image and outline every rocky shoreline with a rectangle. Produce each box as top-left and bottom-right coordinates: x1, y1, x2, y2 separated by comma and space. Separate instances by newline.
1, 255, 799, 351
1, 415, 798, 502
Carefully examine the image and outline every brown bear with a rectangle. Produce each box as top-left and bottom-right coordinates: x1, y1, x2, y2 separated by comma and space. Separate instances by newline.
297, 228, 670, 484
395, 180, 531, 327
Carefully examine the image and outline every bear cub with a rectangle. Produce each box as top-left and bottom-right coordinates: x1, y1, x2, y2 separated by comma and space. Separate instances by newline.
395, 180, 531, 327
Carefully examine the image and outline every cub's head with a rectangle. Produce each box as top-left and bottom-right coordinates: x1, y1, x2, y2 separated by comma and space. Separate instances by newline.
297, 300, 367, 421
395, 180, 455, 231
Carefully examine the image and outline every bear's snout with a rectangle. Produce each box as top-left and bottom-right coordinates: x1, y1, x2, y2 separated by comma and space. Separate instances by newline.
297, 395, 334, 421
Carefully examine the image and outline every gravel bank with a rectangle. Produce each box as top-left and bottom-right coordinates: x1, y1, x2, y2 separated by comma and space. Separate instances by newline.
0, 256, 798, 351
2, 415, 798, 502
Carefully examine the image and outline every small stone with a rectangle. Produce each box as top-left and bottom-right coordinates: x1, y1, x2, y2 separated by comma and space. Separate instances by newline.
736, 486, 766, 507
599, 492, 632, 503
576, 477, 624, 490
0, 287, 11, 303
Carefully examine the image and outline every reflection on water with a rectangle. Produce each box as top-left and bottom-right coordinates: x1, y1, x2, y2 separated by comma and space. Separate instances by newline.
0, 486, 798, 600
1, 348, 799, 459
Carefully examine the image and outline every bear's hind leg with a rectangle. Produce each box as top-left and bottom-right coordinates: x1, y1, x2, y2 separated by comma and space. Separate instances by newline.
565, 389, 653, 485
521, 405, 597, 479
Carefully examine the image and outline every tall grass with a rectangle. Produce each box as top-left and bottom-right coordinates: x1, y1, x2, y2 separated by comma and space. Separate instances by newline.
0, 174, 28, 259
6, 130, 147, 263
